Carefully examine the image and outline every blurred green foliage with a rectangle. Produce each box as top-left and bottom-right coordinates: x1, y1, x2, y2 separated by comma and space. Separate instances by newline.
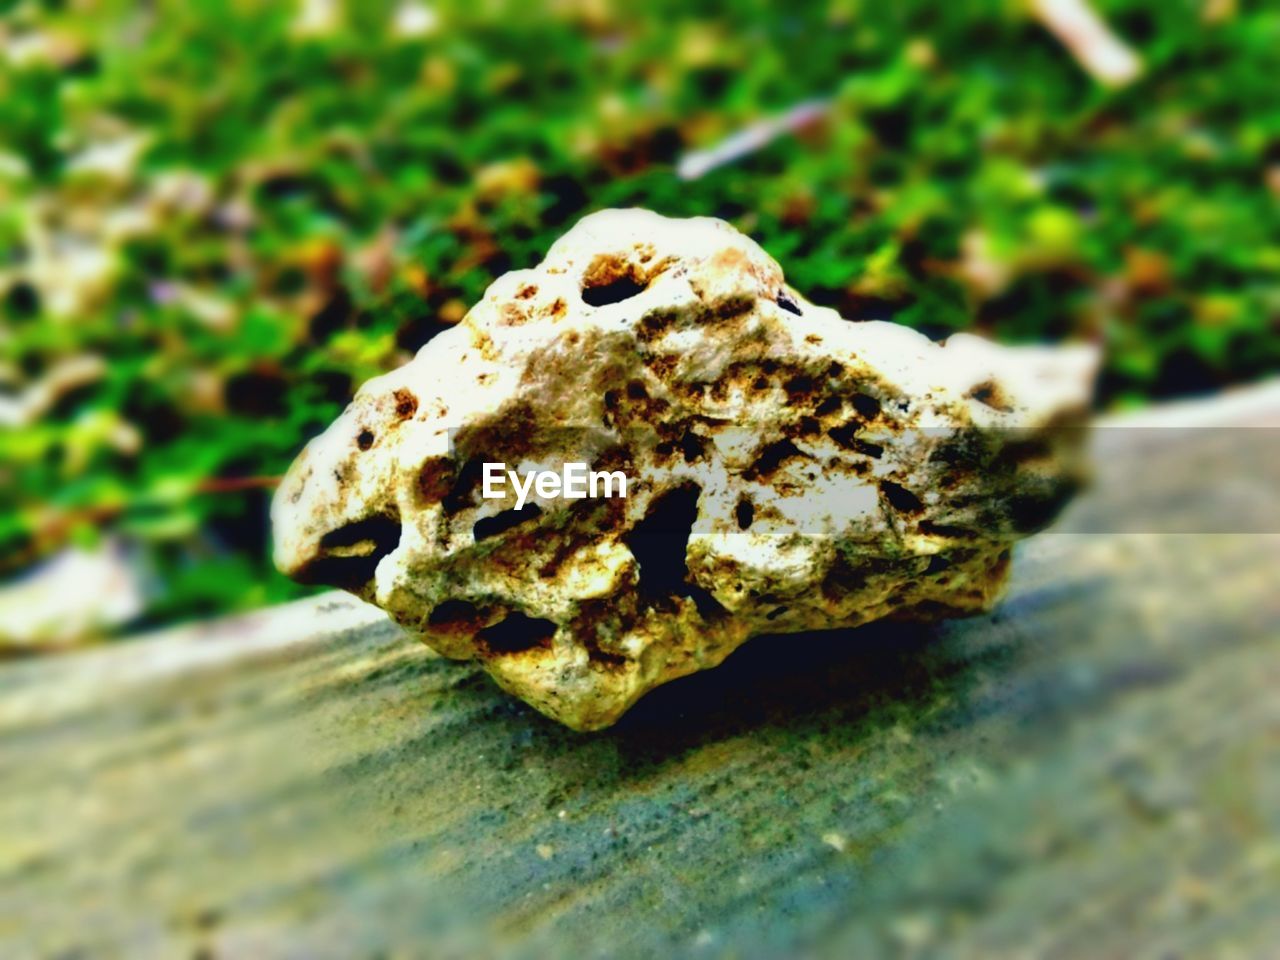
1, 0, 1278, 631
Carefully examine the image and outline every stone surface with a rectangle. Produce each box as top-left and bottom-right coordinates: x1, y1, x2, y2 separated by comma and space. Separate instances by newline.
272, 209, 1096, 730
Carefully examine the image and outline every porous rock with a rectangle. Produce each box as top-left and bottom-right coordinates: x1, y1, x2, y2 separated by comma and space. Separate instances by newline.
272, 209, 1096, 730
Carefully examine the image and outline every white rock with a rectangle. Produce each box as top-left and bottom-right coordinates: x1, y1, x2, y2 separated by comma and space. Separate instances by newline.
273, 209, 1096, 730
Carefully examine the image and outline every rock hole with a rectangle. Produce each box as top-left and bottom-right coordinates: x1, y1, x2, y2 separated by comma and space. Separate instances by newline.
356, 429, 375, 450
584, 639, 629, 669
828, 423, 884, 458
735, 496, 755, 530
968, 379, 1014, 413
478, 613, 557, 654
880, 481, 924, 514
783, 374, 816, 400
851, 393, 881, 420
767, 605, 789, 620
687, 583, 728, 620
427, 599, 484, 629
814, 396, 842, 417
582, 255, 649, 306
625, 483, 701, 600
300, 515, 402, 588
473, 503, 543, 541
777, 291, 803, 316
602, 390, 620, 426
583, 275, 647, 306
319, 515, 401, 551
925, 555, 952, 574
826, 422, 855, 449
746, 438, 805, 480
679, 429, 706, 462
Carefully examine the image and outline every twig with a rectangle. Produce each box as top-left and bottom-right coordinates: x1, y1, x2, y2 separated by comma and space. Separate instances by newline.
1030, 0, 1142, 87
677, 100, 830, 181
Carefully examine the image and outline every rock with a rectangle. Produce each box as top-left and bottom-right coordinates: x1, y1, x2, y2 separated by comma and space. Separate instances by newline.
272, 209, 1096, 730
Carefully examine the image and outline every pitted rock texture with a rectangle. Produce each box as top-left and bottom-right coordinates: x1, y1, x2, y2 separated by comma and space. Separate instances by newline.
272, 209, 1096, 730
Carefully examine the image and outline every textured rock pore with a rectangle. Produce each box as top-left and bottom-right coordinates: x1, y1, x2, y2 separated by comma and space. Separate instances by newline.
272, 210, 1096, 730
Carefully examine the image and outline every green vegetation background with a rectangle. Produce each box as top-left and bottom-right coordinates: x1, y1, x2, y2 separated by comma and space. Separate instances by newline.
2, 0, 1278, 632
